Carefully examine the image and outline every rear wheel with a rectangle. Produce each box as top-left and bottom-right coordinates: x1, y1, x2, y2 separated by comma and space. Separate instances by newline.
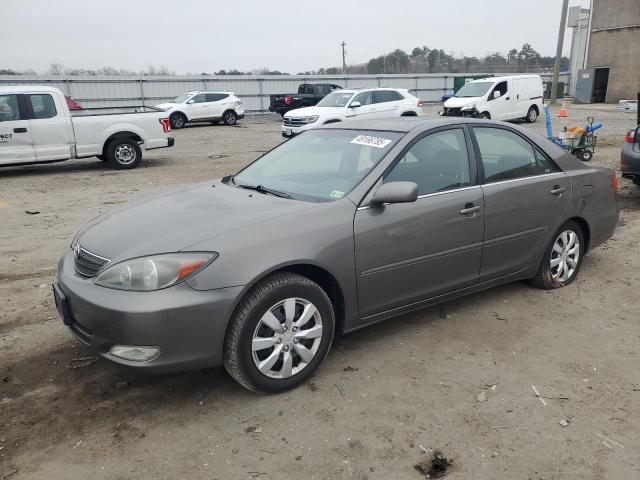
580, 150, 593, 162
525, 106, 538, 123
222, 110, 237, 126
97, 154, 107, 162
170, 112, 186, 129
530, 220, 584, 289
224, 272, 335, 393
105, 138, 142, 170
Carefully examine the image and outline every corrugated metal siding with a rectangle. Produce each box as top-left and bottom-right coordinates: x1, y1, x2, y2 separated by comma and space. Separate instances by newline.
0, 73, 569, 112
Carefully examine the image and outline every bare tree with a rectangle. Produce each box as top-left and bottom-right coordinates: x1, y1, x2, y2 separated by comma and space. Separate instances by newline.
48, 63, 64, 75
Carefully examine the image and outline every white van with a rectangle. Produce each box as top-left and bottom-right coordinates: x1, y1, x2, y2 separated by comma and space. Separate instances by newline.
441, 75, 544, 123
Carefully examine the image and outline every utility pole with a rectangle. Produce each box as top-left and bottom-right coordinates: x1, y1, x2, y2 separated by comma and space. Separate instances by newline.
341, 41, 347, 74
550, 0, 569, 105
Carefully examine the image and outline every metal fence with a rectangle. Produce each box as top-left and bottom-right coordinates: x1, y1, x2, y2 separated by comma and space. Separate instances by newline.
0, 73, 569, 113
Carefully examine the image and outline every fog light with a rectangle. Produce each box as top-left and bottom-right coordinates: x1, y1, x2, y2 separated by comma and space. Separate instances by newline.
109, 345, 160, 362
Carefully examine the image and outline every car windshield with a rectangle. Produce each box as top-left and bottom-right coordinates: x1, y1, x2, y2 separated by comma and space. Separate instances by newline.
232, 129, 403, 202
455, 82, 493, 98
172, 94, 192, 103
316, 91, 355, 107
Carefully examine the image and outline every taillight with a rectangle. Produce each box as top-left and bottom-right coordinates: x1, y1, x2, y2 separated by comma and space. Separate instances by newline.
612, 173, 619, 193
159, 118, 171, 133
284, 95, 293, 106
625, 129, 635, 143
417, 100, 425, 107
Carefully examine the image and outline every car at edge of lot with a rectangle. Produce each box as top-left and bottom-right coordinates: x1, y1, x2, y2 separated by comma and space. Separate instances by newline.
156, 91, 245, 129
621, 124, 640, 186
54, 117, 619, 393
281, 88, 424, 138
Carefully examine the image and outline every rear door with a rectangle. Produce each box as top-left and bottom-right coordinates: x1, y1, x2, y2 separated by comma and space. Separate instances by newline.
185, 93, 208, 120
206, 93, 228, 118
372, 90, 401, 118
26, 93, 72, 161
0, 93, 35, 164
471, 125, 571, 280
354, 127, 484, 317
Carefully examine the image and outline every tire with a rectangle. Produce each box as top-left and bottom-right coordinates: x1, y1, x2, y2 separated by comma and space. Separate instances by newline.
170, 112, 186, 129
97, 154, 107, 162
224, 272, 335, 393
530, 220, 585, 290
211, 119, 221, 125
222, 110, 238, 126
105, 138, 142, 170
580, 150, 593, 162
480, 112, 491, 120
525, 106, 538, 123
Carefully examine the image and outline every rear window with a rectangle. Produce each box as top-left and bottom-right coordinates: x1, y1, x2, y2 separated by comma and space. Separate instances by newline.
206, 93, 229, 102
373, 90, 402, 103
29, 94, 57, 119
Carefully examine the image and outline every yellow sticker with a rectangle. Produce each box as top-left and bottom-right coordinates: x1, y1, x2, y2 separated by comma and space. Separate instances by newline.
329, 190, 345, 199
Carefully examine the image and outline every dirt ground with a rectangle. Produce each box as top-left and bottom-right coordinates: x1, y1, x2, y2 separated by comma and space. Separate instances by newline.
1, 106, 640, 480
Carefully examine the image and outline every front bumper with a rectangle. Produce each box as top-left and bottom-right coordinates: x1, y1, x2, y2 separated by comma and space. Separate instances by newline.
440, 108, 480, 118
55, 249, 243, 373
621, 142, 640, 179
281, 123, 315, 138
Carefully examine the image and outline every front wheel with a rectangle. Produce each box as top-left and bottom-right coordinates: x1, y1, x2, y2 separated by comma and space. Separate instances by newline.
224, 272, 335, 393
105, 138, 142, 169
222, 110, 238, 126
530, 220, 585, 289
480, 112, 491, 120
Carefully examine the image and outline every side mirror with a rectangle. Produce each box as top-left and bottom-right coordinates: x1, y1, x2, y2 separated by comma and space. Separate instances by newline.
349, 101, 362, 108
371, 182, 418, 205
187, 99, 195, 104
492, 91, 501, 99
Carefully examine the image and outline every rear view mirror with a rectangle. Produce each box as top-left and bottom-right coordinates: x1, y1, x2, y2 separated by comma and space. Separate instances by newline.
371, 182, 418, 205
350, 101, 362, 108
187, 99, 195, 104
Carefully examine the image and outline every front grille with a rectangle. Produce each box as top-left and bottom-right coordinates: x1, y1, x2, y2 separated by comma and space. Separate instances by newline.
443, 107, 461, 116
282, 117, 306, 127
74, 246, 110, 277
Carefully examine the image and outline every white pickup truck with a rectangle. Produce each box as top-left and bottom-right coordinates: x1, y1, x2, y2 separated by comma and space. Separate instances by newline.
0, 86, 174, 169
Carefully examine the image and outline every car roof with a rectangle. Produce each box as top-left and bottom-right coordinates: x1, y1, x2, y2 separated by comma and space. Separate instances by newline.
469, 74, 541, 84
318, 117, 471, 133
184, 91, 234, 95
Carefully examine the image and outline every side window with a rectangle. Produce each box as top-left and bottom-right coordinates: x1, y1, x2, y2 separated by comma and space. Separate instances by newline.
29, 94, 57, 119
385, 129, 471, 196
372, 90, 398, 103
191, 94, 206, 103
206, 93, 228, 102
490, 81, 508, 99
351, 91, 373, 106
0, 94, 21, 121
535, 148, 560, 174
474, 127, 539, 182
315, 85, 329, 95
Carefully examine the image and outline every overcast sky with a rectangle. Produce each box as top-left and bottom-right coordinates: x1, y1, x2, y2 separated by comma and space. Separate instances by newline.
2, 0, 590, 74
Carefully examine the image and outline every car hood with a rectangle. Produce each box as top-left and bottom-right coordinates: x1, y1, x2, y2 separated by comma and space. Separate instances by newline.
284, 106, 343, 118
76, 180, 317, 263
444, 96, 482, 108
155, 102, 177, 111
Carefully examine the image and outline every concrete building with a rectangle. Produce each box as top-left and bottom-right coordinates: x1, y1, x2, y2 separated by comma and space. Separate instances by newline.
567, 6, 590, 97
582, 0, 640, 103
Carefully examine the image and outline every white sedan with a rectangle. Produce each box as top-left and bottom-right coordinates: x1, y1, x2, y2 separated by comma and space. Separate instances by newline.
282, 88, 424, 137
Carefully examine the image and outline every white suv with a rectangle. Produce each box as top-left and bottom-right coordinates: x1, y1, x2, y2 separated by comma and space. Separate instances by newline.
282, 88, 424, 137
156, 91, 245, 129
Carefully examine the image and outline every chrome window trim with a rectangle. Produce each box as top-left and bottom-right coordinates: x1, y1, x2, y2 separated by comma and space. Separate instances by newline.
482, 171, 566, 187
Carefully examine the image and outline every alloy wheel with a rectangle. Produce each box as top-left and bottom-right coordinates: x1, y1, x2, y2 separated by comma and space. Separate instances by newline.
251, 297, 323, 379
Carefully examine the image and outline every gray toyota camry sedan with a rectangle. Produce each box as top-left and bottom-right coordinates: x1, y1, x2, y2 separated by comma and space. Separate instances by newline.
54, 118, 618, 393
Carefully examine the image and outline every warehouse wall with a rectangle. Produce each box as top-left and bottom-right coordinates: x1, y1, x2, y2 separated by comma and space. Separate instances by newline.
0, 73, 568, 112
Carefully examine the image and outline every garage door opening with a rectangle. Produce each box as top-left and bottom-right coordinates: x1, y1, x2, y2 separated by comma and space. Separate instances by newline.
592, 67, 609, 103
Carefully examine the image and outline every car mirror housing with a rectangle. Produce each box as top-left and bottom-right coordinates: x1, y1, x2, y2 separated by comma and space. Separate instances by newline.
187, 99, 195, 104
371, 182, 418, 205
349, 101, 362, 108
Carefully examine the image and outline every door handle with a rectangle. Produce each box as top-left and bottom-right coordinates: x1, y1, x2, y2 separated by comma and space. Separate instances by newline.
459, 204, 482, 215
13, 127, 27, 133
550, 186, 566, 195
505, 96, 510, 100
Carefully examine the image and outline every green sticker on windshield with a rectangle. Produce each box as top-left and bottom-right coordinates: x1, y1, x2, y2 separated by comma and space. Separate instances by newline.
329, 190, 345, 199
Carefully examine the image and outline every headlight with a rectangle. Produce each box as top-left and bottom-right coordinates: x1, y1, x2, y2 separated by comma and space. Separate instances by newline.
94, 252, 217, 291
303, 115, 319, 124
461, 103, 476, 111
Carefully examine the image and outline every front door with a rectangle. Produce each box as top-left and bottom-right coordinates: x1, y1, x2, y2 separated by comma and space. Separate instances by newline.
354, 127, 484, 317
346, 91, 377, 120
471, 125, 571, 279
27, 93, 72, 161
0, 94, 35, 164
488, 80, 514, 120
185, 93, 209, 120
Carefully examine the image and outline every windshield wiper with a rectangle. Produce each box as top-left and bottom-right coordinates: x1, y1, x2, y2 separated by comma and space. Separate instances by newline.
236, 183, 293, 199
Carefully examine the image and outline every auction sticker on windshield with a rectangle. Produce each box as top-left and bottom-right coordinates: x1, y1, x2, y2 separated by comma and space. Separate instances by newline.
350, 135, 392, 148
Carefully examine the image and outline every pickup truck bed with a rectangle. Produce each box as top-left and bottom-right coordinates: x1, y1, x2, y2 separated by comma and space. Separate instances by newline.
269, 83, 341, 116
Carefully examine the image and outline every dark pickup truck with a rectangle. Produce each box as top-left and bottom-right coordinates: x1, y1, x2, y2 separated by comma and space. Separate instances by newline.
269, 83, 342, 116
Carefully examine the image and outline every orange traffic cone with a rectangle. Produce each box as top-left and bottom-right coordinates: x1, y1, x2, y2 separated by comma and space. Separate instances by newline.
558, 100, 568, 117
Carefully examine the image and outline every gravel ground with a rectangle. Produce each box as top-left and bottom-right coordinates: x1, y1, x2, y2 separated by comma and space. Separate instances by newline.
1, 105, 640, 480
